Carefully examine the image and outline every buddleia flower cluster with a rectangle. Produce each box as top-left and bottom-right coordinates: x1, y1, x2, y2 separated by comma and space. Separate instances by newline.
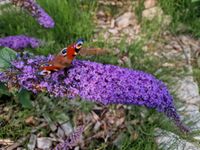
0, 54, 189, 132
0, 35, 41, 50
10, 0, 55, 28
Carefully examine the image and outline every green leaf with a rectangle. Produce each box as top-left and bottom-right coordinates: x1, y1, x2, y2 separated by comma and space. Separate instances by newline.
192, 0, 200, 2
0, 47, 17, 71
0, 83, 10, 96
18, 89, 32, 108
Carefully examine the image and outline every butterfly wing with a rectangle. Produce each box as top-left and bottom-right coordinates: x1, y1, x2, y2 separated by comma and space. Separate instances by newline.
38, 55, 71, 75
38, 39, 84, 76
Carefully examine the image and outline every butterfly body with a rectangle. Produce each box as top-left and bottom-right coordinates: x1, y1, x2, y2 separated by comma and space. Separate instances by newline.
38, 39, 84, 75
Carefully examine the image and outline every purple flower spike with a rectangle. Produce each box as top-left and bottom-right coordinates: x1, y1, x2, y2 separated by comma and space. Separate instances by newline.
11, 0, 55, 28
0, 55, 189, 132
0, 35, 41, 50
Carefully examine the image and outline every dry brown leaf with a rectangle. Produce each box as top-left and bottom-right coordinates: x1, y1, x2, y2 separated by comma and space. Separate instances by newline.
116, 117, 125, 127
6, 137, 27, 150
25, 116, 37, 126
91, 111, 100, 121
131, 132, 139, 141
92, 131, 106, 139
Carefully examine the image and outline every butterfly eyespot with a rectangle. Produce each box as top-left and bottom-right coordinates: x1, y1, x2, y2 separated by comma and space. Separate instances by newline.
61, 48, 67, 56
38, 70, 51, 76
76, 44, 82, 49
75, 39, 84, 50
